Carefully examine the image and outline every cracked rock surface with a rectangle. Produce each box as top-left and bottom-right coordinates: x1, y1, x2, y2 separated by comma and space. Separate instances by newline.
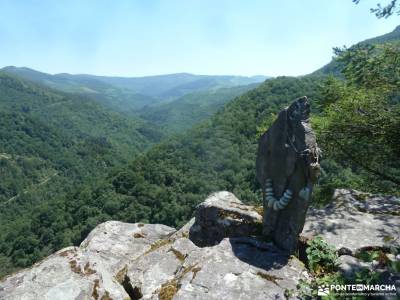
0, 221, 175, 300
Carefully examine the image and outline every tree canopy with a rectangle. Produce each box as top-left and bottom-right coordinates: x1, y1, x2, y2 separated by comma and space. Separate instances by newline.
354, 0, 400, 18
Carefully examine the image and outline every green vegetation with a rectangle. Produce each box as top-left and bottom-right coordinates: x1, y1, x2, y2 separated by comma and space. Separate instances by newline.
306, 237, 338, 274
314, 42, 400, 194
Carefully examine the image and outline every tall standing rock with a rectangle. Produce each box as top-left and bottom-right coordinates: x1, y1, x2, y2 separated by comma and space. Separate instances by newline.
256, 96, 320, 253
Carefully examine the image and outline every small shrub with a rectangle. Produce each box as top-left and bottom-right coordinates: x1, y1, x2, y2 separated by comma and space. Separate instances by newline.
306, 236, 338, 274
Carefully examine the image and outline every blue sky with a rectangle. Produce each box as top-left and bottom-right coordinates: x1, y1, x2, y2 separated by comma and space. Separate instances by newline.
0, 0, 398, 77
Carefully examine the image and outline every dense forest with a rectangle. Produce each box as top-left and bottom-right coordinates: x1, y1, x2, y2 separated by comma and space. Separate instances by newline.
0, 26, 399, 279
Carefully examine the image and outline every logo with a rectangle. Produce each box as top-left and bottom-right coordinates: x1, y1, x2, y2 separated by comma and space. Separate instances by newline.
316, 283, 397, 297
317, 285, 330, 296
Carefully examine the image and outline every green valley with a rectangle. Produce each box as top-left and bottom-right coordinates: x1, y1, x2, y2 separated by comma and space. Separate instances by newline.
139, 83, 261, 134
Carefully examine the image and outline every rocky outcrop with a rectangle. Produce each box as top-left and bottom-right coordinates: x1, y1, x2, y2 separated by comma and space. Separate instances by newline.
256, 96, 320, 254
304, 189, 400, 254
1, 189, 398, 299
0, 192, 307, 300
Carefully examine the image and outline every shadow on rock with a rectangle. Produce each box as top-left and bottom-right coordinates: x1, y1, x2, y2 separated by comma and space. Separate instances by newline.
228, 237, 289, 272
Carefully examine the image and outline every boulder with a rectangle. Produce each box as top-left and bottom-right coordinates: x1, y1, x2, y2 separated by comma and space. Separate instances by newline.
304, 189, 400, 253
256, 96, 320, 253
189, 191, 262, 247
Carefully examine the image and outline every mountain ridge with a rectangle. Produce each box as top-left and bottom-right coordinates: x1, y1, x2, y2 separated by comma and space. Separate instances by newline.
1, 66, 269, 114
2, 66, 268, 97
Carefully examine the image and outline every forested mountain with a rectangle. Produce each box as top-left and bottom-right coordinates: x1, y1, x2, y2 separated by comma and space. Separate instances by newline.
0, 71, 168, 206
139, 83, 260, 134
0, 26, 399, 279
1, 67, 268, 113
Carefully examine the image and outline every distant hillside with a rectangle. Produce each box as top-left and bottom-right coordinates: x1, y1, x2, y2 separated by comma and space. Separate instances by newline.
361, 25, 400, 45
1, 67, 268, 113
0, 72, 161, 154
313, 25, 400, 76
139, 83, 261, 134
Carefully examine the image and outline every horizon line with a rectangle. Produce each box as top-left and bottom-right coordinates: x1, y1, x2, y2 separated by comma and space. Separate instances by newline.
1, 65, 272, 79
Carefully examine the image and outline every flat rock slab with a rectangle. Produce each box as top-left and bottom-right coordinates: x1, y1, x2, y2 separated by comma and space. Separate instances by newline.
0, 221, 175, 300
304, 189, 400, 253
189, 191, 262, 247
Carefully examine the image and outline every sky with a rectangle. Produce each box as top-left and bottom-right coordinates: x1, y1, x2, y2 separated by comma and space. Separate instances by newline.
0, 0, 398, 77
